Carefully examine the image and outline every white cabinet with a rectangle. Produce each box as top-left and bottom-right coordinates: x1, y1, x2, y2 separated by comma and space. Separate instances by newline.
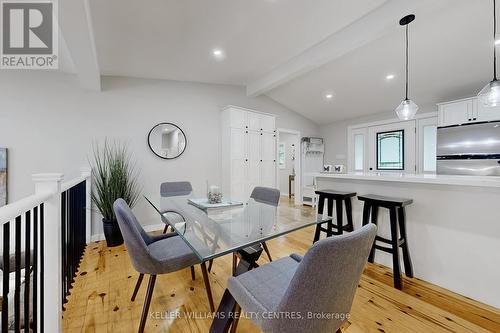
438, 97, 500, 127
221, 106, 277, 202
477, 103, 500, 122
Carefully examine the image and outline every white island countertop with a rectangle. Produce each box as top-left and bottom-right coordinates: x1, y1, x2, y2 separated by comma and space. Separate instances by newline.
311, 172, 500, 188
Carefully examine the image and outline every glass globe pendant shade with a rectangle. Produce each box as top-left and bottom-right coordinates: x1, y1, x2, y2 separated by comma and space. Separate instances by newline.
395, 99, 419, 120
478, 79, 500, 107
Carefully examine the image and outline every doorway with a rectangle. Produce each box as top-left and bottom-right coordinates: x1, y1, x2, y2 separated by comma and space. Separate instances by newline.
276, 128, 301, 205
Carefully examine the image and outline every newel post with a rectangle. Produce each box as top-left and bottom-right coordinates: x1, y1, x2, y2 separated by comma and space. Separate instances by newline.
81, 167, 92, 244
33, 173, 64, 333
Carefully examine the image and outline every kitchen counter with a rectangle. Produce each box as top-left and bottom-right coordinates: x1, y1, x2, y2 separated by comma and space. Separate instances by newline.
313, 173, 500, 308
311, 172, 500, 188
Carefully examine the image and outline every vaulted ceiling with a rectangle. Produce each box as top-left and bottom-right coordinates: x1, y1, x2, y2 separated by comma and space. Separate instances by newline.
59, 0, 496, 124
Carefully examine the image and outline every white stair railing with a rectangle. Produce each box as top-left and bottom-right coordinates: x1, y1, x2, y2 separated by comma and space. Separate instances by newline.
0, 169, 91, 333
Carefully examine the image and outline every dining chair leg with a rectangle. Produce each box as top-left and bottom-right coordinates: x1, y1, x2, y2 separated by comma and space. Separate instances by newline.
131, 273, 144, 302
162, 224, 170, 234
229, 303, 241, 333
200, 261, 215, 312
190, 266, 196, 281
208, 259, 214, 272
138, 275, 157, 333
232, 253, 238, 276
262, 242, 273, 262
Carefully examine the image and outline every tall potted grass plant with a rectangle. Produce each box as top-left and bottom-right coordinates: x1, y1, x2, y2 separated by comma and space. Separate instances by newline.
91, 141, 141, 247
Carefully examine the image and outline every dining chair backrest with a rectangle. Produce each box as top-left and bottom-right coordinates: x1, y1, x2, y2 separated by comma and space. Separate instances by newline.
113, 199, 158, 274
250, 187, 280, 207
160, 181, 193, 197
266, 224, 377, 333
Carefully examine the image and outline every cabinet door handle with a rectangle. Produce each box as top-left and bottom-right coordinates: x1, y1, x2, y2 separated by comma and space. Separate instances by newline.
260, 133, 263, 136
245, 159, 248, 162
260, 160, 263, 162
245, 131, 248, 133
473, 118, 477, 121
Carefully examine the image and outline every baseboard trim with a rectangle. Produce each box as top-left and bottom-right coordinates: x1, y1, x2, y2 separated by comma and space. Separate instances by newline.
90, 223, 165, 243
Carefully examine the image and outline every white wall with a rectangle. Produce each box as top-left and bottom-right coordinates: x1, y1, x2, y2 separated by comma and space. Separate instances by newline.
319, 107, 436, 167
0, 71, 319, 237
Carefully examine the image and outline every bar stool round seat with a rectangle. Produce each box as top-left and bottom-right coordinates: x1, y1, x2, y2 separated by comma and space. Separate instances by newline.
313, 190, 356, 243
358, 194, 414, 290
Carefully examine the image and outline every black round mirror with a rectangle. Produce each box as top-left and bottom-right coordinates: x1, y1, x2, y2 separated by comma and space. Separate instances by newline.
147, 123, 187, 159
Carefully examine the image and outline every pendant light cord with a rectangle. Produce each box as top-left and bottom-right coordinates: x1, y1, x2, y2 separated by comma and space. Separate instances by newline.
405, 24, 409, 100
494, 0, 498, 80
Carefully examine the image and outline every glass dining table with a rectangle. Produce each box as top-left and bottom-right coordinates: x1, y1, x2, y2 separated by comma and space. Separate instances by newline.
145, 195, 325, 263
145, 195, 327, 333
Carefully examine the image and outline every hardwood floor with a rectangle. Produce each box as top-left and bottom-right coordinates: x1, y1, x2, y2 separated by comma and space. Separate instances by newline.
63, 197, 500, 333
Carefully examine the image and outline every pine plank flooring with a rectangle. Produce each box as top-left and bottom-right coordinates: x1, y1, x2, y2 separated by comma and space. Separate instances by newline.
62, 197, 500, 333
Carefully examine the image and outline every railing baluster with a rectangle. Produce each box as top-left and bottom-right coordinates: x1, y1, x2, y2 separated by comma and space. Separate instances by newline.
14, 215, 21, 333
33, 207, 38, 333
24, 210, 31, 332
2, 222, 10, 333
40, 203, 44, 333
61, 191, 66, 306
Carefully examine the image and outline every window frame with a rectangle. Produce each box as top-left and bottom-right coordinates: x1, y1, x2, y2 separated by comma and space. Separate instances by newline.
376, 129, 405, 171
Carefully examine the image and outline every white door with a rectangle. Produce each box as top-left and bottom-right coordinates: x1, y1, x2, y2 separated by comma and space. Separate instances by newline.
247, 112, 261, 131
368, 121, 416, 174
439, 100, 472, 126
247, 131, 262, 195
260, 114, 276, 133
261, 132, 277, 187
229, 109, 247, 129
230, 128, 248, 201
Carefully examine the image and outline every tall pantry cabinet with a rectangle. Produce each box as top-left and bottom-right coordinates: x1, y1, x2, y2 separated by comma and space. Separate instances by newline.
221, 106, 277, 202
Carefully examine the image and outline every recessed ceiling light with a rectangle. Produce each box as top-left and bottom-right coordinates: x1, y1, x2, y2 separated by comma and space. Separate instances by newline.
212, 48, 226, 60
386, 74, 395, 80
325, 93, 334, 99
495, 39, 500, 45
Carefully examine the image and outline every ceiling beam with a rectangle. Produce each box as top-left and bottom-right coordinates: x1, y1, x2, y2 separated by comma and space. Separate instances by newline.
59, 0, 101, 91
246, 0, 436, 97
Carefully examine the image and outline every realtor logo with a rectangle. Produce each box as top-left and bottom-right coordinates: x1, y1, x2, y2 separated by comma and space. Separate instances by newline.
1, 0, 58, 69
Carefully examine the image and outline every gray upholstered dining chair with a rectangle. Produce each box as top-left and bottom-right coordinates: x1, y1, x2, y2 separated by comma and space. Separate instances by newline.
249, 186, 280, 262
160, 181, 193, 233
113, 199, 215, 333
227, 224, 377, 333
159, 181, 202, 278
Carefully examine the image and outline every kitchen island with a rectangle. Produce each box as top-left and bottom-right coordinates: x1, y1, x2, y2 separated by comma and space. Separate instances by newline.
312, 172, 500, 308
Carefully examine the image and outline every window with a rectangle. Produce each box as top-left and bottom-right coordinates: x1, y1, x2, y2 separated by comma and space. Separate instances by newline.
354, 134, 364, 171
278, 143, 286, 169
422, 125, 437, 172
377, 130, 404, 170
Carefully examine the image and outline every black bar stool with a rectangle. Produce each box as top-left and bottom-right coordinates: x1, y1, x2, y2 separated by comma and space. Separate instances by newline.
313, 190, 356, 243
358, 194, 414, 289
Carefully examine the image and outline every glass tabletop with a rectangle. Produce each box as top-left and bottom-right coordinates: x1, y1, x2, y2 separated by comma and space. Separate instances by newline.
145, 195, 325, 262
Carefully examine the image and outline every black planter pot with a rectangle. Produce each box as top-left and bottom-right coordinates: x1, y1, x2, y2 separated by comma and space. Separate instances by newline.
102, 219, 124, 247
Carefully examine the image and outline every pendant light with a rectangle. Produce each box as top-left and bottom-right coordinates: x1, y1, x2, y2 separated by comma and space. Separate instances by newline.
478, 0, 500, 107
395, 14, 419, 120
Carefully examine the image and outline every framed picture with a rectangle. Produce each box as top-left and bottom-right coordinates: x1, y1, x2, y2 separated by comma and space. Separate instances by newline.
0, 148, 7, 207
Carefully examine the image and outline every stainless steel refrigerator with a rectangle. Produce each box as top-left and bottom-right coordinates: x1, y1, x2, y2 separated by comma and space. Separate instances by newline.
437, 121, 500, 176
